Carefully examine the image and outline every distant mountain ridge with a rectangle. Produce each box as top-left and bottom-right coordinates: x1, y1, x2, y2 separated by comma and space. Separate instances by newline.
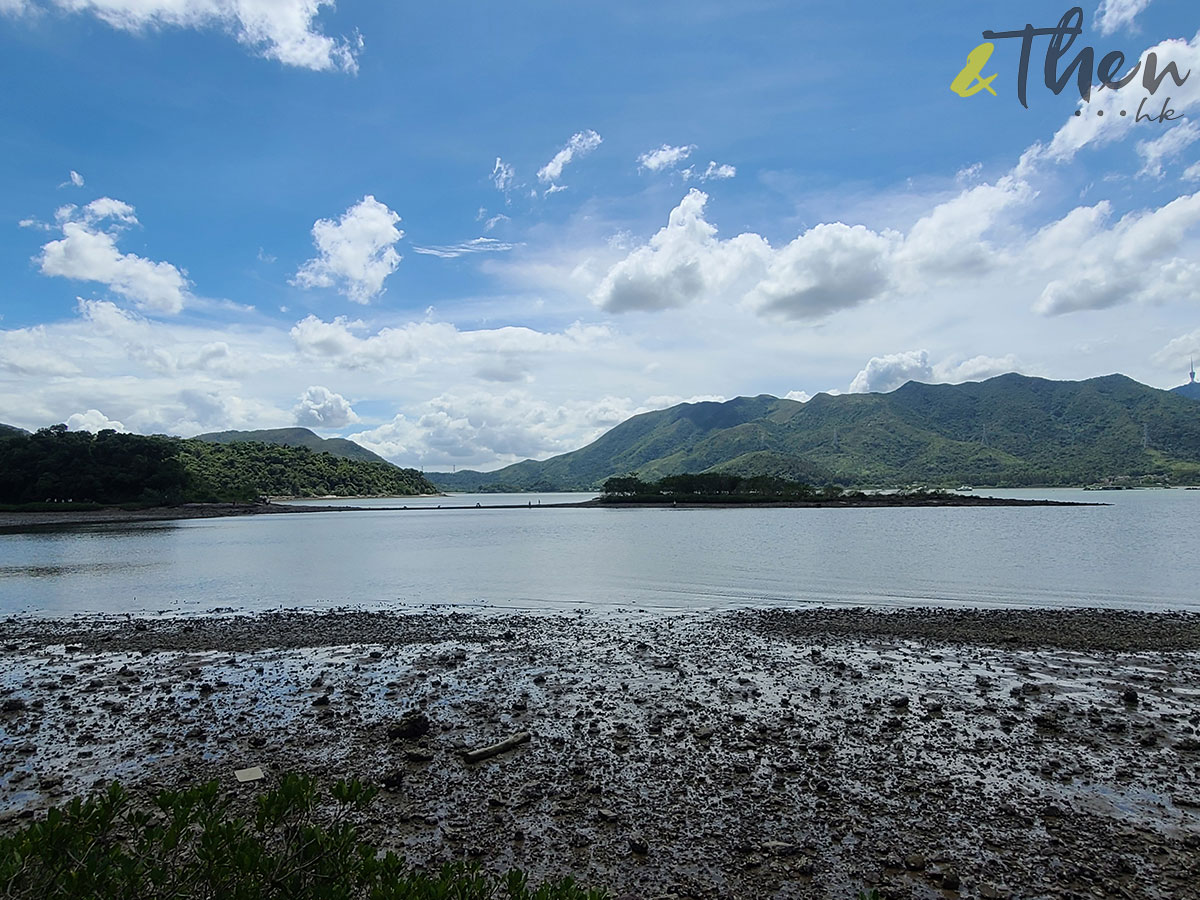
193, 427, 389, 466
0, 423, 28, 437
431, 374, 1200, 491
1172, 381, 1200, 400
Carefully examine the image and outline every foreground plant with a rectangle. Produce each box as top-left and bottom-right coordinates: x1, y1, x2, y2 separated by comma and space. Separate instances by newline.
0, 774, 606, 900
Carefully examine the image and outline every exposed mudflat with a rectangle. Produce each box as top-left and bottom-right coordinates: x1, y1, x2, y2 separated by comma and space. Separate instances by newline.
2, 608, 1199, 899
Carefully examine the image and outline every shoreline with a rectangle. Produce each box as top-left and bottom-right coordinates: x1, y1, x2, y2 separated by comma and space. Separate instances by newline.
0, 492, 1102, 531
2, 607, 1198, 899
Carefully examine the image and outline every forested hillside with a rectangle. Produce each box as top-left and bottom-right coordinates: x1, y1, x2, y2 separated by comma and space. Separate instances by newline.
0, 426, 437, 506
431, 374, 1200, 491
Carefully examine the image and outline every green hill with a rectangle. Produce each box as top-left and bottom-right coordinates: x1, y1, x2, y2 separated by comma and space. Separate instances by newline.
430, 374, 1200, 491
0, 423, 28, 437
0, 426, 438, 506
193, 427, 389, 465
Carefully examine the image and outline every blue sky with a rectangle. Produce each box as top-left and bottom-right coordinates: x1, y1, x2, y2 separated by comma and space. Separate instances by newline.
1, 0, 1198, 469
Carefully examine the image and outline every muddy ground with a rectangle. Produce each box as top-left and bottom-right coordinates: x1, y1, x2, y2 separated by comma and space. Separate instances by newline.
1, 608, 1198, 900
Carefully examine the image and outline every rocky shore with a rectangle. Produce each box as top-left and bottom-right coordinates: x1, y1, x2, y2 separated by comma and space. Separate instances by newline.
1, 608, 1198, 899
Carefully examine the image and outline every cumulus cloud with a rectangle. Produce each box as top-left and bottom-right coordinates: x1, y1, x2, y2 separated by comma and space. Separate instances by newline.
1136, 121, 1200, 178
748, 223, 897, 320
537, 130, 602, 186
1031, 192, 1200, 314
12, 0, 361, 72
784, 390, 811, 403
411, 237, 518, 259
36, 198, 191, 314
57, 169, 84, 188
1185, 162, 1200, 181
292, 195, 403, 303
591, 189, 770, 313
66, 409, 127, 432
849, 350, 933, 394
592, 189, 900, 320
932, 355, 1021, 383
638, 144, 694, 172
292, 385, 358, 428
352, 389, 645, 468
1095, 0, 1153, 36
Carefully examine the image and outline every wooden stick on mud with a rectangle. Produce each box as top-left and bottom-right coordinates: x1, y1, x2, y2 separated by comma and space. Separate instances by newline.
461, 731, 531, 763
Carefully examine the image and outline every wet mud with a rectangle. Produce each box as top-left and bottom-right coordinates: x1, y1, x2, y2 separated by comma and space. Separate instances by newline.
1, 608, 1199, 899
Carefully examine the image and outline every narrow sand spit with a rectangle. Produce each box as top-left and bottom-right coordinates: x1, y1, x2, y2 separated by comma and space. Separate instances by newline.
1, 608, 1198, 899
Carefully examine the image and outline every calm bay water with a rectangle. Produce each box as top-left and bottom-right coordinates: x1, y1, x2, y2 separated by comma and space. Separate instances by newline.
0, 489, 1197, 617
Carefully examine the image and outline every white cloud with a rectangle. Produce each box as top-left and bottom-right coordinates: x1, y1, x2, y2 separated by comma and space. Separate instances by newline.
16, 0, 361, 72
638, 144, 694, 172
482, 214, 509, 231
1095, 0, 1153, 36
293, 385, 358, 428
849, 350, 933, 394
591, 189, 770, 313
290, 313, 614, 374
352, 389, 642, 468
783, 390, 811, 403
1153, 329, 1200, 373
412, 237, 518, 259
748, 223, 897, 320
57, 169, 84, 188
1031, 193, 1200, 314
1184, 162, 1200, 181
682, 160, 736, 182
36, 198, 191, 314
292, 195, 403, 303
1039, 32, 1200, 164
1136, 121, 1200, 178
537, 130, 602, 186
66, 409, 127, 432
932, 355, 1021, 383
491, 157, 515, 192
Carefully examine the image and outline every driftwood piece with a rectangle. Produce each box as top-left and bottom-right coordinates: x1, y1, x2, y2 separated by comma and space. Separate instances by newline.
461, 731, 531, 763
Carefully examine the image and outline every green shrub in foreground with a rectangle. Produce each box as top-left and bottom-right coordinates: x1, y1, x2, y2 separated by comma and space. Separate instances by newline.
0, 774, 605, 900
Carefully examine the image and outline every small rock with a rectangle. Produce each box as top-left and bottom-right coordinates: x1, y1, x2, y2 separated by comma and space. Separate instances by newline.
1, 698, 27, 713
904, 853, 926, 871
388, 711, 431, 740
629, 834, 649, 855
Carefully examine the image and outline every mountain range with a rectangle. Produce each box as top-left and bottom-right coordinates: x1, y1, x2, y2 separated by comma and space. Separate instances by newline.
192, 427, 392, 465
430, 374, 1200, 491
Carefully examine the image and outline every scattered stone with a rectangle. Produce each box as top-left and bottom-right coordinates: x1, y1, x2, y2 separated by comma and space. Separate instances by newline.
388, 711, 431, 740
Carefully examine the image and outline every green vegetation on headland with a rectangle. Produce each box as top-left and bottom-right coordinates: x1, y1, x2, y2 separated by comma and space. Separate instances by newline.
432, 374, 1200, 492
0, 774, 605, 900
0, 426, 437, 506
598, 473, 1084, 506
193, 426, 393, 465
